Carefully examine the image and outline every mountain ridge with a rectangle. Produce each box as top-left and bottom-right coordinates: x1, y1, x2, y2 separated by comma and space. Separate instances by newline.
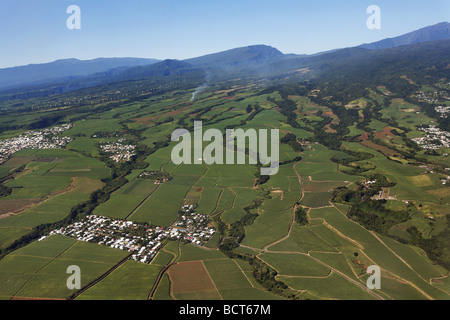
0, 22, 449, 94
0, 57, 160, 91
358, 21, 449, 50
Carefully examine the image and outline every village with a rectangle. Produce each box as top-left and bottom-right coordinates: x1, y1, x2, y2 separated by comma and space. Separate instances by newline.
412, 125, 450, 150
435, 105, 450, 119
99, 138, 137, 163
44, 204, 215, 264
414, 87, 450, 104
0, 123, 72, 165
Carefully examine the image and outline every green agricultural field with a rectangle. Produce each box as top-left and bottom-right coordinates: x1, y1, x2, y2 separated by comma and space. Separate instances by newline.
361, 241, 448, 300
145, 145, 176, 172
195, 187, 222, 214
5, 174, 72, 199
268, 223, 338, 253
152, 273, 172, 300
232, 188, 263, 208
381, 99, 434, 133
151, 248, 175, 266
259, 252, 331, 277
3, 151, 109, 201
0, 156, 35, 169
279, 272, 377, 300
0, 228, 31, 250
94, 194, 149, 219
242, 209, 292, 249
221, 207, 248, 224
265, 164, 299, 190
0, 177, 104, 247
76, 261, 162, 300
346, 123, 365, 137
303, 180, 347, 193
306, 206, 449, 300
214, 188, 236, 212
368, 119, 389, 132
309, 252, 358, 280
301, 192, 332, 208
0, 52, 449, 302
295, 161, 358, 182
129, 183, 190, 226
177, 243, 227, 262
0, 167, 11, 178
65, 118, 123, 137
261, 191, 300, 211
203, 258, 283, 300
201, 164, 256, 188
94, 179, 159, 219
309, 206, 379, 243
342, 142, 444, 202
0, 235, 128, 299
378, 235, 446, 281
67, 138, 99, 157
117, 178, 158, 196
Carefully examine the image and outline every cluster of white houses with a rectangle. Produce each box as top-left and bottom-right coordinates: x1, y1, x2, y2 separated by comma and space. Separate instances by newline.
360, 179, 377, 190
45, 208, 215, 264
0, 124, 72, 165
415, 88, 449, 105
99, 139, 136, 163
298, 140, 313, 149
173, 204, 216, 244
435, 105, 450, 119
412, 125, 450, 150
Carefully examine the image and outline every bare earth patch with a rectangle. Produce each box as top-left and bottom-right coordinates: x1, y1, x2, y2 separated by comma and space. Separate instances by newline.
360, 140, 400, 156
374, 126, 395, 139
167, 261, 217, 294
0, 199, 41, 218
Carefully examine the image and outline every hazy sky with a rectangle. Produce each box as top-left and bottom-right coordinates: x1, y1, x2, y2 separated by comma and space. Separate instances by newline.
0, 0, 448, 68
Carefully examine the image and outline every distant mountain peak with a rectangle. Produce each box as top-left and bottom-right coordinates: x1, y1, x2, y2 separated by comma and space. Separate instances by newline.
185, 44, 284, 69
359, 21, 450, 50
242, 44, 284, 58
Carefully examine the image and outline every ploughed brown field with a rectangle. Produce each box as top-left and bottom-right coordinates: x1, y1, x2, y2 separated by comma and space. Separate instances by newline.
1, 156, 35, 168
132, 108, 188, 125
360, 140, 400, 156
0, 199, 41, 217
167, 261, 221, 299
375, 126, 395, 139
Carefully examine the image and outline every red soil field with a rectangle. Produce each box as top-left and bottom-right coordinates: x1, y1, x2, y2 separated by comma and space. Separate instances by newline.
358, 132, 369, 141
167, 261, 217, 294
0, 199, 41, 217
360, 140, 399, 156
375, 126, 395, 139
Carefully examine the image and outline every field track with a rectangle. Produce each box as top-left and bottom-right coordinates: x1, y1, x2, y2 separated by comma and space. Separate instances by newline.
68, 253, 132, 300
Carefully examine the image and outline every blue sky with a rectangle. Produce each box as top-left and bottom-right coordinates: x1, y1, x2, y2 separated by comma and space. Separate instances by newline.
0, 0, 448, 68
